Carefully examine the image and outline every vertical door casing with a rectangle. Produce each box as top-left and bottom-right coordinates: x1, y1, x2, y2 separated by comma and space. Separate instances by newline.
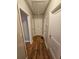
17, 8, 27, 59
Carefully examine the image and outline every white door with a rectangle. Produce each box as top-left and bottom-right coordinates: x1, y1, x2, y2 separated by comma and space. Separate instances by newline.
49, 9, 61, 59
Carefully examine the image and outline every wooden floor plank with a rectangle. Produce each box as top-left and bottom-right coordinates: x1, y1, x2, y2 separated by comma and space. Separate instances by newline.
26, 35, 53, 59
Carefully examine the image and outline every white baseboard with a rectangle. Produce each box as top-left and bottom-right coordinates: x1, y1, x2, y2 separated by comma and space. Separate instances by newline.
49, 48, 56, 59
51, 36, 60, 46
45, 41, 56, 59
45, 41, 48, 49
25, 57, 27, 59
24, 40, 30, 43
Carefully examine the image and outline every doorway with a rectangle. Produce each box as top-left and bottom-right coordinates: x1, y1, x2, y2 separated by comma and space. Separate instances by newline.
20, 9, 30, 42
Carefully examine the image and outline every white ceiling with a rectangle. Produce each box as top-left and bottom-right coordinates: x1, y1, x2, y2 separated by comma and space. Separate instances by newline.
26, 0, 50, 15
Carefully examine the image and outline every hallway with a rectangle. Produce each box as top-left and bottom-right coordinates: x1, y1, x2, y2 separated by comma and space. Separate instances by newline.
17, 0, 61, 59
26, 36, 52, 59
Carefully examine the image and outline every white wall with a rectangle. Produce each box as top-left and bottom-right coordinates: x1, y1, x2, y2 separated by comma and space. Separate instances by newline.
32, 15, 44, 36
43, 0, 61, 59
31, 15, 35, 37
43, 12, 49, 48
17, 0, 33, 59
17, 8, 27, 59
17, 0, 33, 43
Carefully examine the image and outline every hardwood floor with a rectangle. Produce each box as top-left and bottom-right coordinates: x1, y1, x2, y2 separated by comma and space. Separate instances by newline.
26, 35, 53, 59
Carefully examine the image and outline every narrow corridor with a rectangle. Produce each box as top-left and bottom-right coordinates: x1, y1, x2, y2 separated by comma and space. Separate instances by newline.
26, 35, 52, 59
17, 0, 61, 59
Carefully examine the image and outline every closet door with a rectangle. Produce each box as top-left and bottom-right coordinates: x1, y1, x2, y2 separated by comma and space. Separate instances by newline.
49, 9, 61, 59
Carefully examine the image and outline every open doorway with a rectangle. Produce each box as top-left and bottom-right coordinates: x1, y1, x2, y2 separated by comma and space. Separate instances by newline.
20, 9, 30, 42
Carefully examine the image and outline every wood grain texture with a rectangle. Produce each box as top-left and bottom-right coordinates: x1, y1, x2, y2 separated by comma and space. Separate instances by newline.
26, 35, 53, 59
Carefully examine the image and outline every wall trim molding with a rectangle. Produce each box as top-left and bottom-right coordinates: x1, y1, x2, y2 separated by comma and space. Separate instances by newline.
51, 36, 61, 46
24, 40, 30, 43
45, 41, 48, 49
49, 48, 56, 59
52, 3, 61, 14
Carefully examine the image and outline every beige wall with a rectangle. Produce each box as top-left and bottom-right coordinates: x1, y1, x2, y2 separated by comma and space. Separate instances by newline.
17, 0, 33, 59
32, 15, 44, 36
43, 0, 61, 59
43, 12, 49, 48
17, 0, 33, 43
17, 9, 27, 59
31, 15, 35, 36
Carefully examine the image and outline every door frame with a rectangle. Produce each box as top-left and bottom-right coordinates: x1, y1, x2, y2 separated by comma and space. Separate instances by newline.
18, 7, 32, 44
